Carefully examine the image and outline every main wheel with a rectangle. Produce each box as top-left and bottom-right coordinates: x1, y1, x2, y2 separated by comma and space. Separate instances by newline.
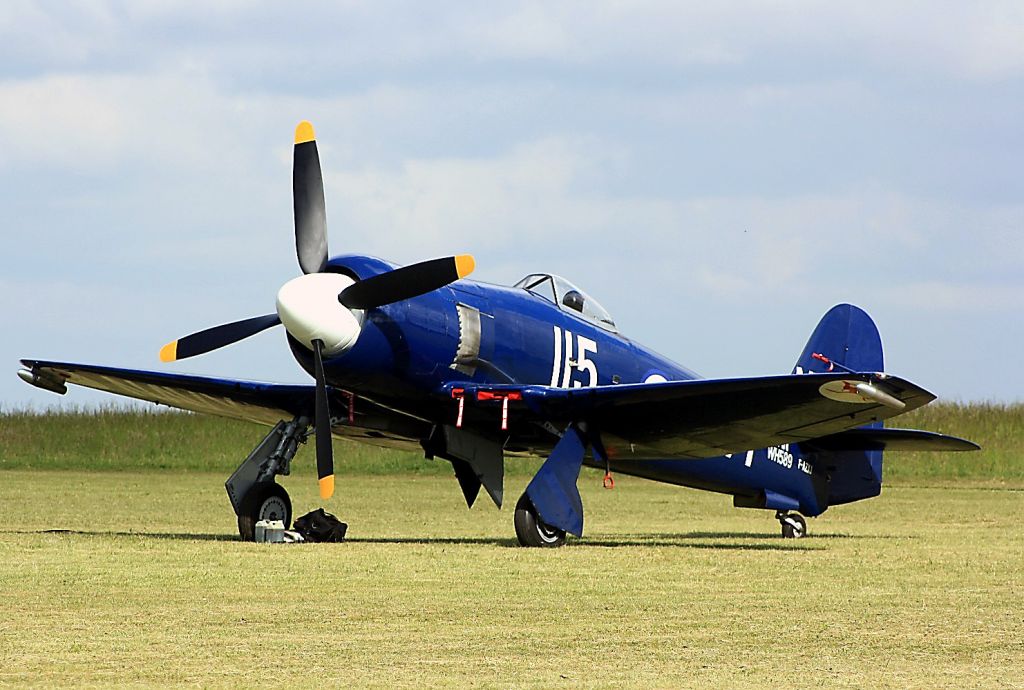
780, 512, 807, 539
237, 483, 292, 541
514, 492, 566, 548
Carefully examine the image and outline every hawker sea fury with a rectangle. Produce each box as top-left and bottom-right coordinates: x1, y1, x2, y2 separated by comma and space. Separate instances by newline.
20, 121, 979, 546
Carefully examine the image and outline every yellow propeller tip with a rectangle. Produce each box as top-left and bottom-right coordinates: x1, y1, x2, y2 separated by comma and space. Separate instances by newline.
294, 120, 316, 145
455, 254, 475, 279
159, 341, 178, 363
318, 474, 335, 500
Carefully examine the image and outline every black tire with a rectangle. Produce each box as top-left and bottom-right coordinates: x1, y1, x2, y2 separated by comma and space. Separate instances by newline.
780, 513, 807, 539
514, 492, 566, 548
237, 483, 292, 541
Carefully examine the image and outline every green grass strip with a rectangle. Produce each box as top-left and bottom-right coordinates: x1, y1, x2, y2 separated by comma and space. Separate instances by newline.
1, 402, 1020, 482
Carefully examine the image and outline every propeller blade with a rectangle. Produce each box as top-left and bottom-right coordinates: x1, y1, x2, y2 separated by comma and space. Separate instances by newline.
338, 255, 475, 310
312, 339, 335, 500
159, 314, 281, 362
293, 121, 328, 275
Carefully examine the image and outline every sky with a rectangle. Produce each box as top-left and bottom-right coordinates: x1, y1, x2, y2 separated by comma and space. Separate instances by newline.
2, 1, 1022, 410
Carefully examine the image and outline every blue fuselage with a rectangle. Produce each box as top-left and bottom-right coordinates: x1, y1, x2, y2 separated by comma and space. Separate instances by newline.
288, 255, 858, 518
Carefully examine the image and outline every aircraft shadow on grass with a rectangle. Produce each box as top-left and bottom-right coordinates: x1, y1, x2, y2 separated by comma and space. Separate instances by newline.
21, 529, 239, 542
8, 528, 899, 550
299, 533, 825, 551
17, 530, 821, 550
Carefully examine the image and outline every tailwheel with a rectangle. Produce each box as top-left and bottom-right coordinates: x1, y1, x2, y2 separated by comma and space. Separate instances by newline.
237, 483, 292, 541
777, 511, 807, 539
514, 492, 566, 548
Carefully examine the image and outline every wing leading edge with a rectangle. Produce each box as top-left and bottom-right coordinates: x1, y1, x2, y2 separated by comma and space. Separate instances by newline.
19, 359, 313, 427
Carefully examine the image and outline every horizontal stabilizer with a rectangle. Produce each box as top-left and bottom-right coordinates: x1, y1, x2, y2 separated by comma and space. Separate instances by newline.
805, 428, 980, 452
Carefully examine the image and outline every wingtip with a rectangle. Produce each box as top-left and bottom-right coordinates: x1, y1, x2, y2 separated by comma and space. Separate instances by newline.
159, 341, 178, 363
295, 120, 316, 145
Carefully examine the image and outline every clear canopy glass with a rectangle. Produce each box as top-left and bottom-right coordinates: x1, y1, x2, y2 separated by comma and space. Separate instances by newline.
513, 273, 617, 331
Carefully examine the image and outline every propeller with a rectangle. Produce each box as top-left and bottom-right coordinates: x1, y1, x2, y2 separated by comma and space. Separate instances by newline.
312, 339, 334, 499
338, 255, 475, 310
159, 314, 280, 363
158, 120, 476, 501
293, 121, 328, 275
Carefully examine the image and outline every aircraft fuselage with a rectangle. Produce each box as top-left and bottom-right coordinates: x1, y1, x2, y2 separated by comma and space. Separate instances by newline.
287, 254, 835, 518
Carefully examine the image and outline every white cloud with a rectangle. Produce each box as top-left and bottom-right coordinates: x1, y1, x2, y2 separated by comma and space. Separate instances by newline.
0, 71, 255, 172
0, 75, 128, 169
327, 138, 584, 256
4, 2, 1024, 80
317, 134, 1022, 318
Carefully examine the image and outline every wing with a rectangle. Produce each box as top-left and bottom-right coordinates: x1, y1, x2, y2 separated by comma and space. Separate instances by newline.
20, 359, 434, 450
456, 372, 938, 459
20, 359, 314, 427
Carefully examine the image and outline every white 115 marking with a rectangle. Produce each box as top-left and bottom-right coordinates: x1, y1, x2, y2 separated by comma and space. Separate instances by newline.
550, 325, 598, 388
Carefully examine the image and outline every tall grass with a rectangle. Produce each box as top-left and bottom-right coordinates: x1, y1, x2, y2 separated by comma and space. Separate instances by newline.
0, 405, 437, 475
883, 401, 1024, 482
1, 402, 1020, 481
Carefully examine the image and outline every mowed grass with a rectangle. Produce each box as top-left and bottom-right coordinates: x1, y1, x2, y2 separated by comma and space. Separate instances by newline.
1, 470, 1022, 688
0, 403, 1021, 686
887, 402, 1024, 483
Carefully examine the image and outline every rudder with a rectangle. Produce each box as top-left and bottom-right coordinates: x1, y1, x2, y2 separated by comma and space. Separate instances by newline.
795, 304, 884, 506
793, 303, 883, 375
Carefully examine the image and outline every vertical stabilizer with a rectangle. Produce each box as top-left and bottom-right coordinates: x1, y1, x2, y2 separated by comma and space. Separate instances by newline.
795, 304, 885, 506
793, 303, 883, 375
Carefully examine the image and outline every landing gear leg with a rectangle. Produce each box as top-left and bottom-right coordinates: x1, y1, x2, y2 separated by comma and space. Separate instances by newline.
514, 492, 567, 548
777, 510, 807, 539
225, 416, 309, 541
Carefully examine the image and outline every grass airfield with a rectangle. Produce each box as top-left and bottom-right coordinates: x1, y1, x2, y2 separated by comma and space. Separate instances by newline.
1, 465, 1021, 687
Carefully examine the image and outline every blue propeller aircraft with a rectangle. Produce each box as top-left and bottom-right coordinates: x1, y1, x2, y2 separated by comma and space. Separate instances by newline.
19, 121, 978, 546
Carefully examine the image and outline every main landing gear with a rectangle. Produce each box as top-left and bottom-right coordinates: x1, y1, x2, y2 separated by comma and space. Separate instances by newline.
513, 492, 566, 548
237, 483, 292, 540
777, 510, 807, 539
225, 416, 308, 541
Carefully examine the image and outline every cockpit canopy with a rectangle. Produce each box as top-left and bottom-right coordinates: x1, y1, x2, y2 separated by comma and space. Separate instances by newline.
513, 273, 617, 331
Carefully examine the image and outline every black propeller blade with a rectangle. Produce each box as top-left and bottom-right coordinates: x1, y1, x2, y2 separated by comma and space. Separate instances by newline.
293, 121, 328, 275
312, 339, 335, 500
159, 314, 281, 362
338, 255, 475, 310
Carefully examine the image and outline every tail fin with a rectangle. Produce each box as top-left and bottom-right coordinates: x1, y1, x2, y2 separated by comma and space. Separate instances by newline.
795, 304, 884, 506
793, 303, 883, 375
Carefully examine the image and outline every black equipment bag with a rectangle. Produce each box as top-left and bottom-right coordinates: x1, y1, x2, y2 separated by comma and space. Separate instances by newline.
293, 508, 348, 543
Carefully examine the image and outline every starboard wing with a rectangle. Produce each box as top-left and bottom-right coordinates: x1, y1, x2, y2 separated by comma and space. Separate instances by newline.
455, 372, 938, 459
